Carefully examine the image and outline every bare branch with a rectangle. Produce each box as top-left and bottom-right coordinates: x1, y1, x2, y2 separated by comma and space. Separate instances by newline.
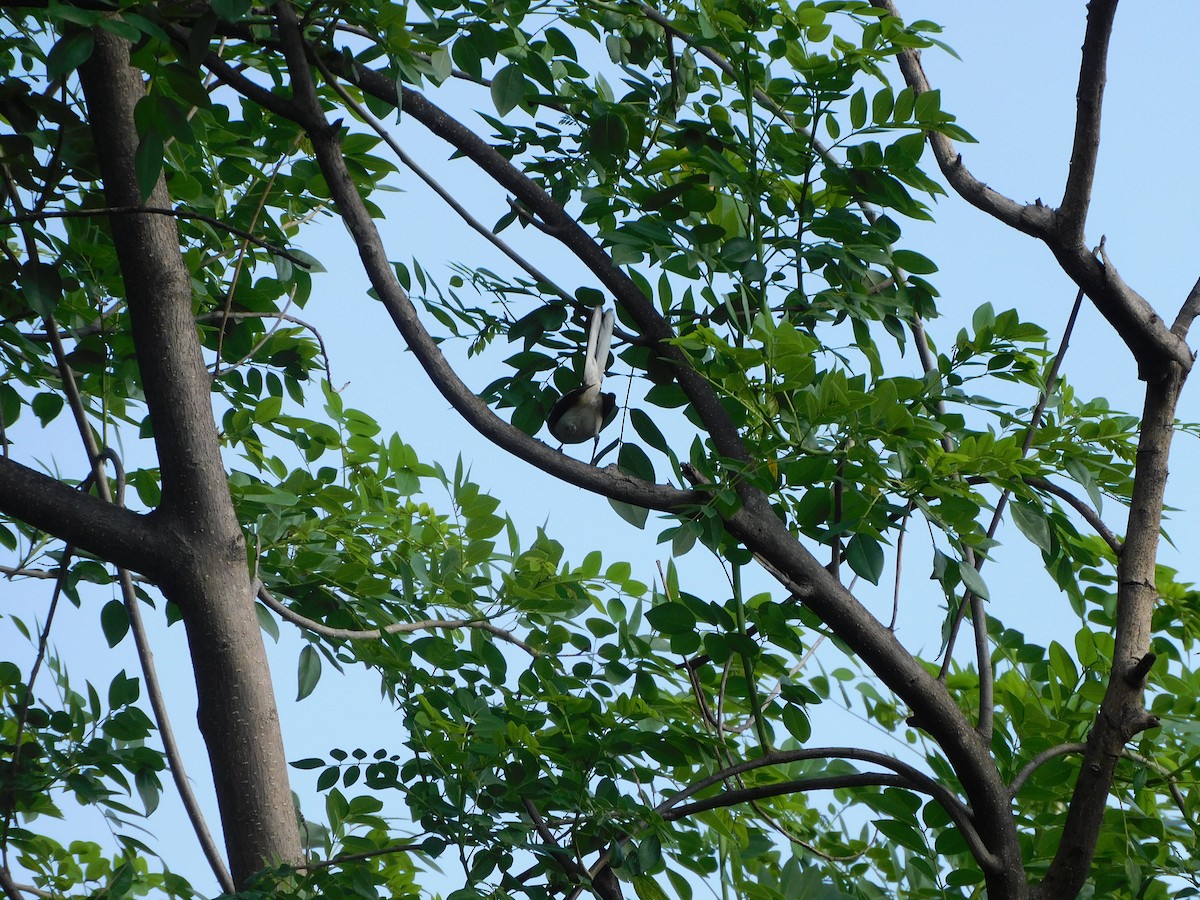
654, 747, 991, 867
1059, 0, 1118, 238
875, 1, 1192, 378
1024, 476, 1122, 555
0, 206, 310, 266
1008, 743, 1088, 798
1173, 275, 1200, 339
256, 584, 540, 657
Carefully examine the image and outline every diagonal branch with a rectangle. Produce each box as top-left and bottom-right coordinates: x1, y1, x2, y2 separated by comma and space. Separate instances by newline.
872, 0, 1192, 379
233, 9, 706, 514
1172, 274, 1200, 339
1023, 476, 1122, 555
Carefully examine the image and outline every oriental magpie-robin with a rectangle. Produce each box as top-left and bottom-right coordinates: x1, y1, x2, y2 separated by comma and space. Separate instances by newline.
546, 305, 616, 461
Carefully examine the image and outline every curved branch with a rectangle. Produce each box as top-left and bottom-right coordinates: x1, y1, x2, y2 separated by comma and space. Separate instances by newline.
1008, 742, 1087, 798
221, 15, 707, 514
340, 66, 755, 468
872, 0, 1191, 378
256, 584, 539, 657
653, 747, 988, 863
1024, 476, 1122, 554
665, 771, 914, 820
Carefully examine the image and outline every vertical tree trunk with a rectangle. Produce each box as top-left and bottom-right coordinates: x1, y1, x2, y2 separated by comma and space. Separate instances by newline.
77, 28, 302, 885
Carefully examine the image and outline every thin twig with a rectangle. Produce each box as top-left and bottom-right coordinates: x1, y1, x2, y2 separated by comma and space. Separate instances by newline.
1023, 476, 1122, 555
256, 583, 539, 656
310, 53, 577, 308
44, 310, 235, 892
0, 207, 310, 266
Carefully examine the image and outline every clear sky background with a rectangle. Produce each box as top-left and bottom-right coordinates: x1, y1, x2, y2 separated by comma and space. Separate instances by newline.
5, 2, 1198, 894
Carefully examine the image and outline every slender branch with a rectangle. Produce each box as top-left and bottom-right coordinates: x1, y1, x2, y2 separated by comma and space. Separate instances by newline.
309, 54, 577, 308
298, 841, 425, 871
0, 565, 57, 579
1023, 476, 1122, 554
256, 583, 539, 657
1009, 742, 1194, 830
0, 206, 310, 266
98, 455, 234, 894
1008, 743, 1088, 798
49, 292, 235, 892
521, 800, 592, 882
653, 748, 982, 856
203, 311, 334, 384
666, 772, 916, 820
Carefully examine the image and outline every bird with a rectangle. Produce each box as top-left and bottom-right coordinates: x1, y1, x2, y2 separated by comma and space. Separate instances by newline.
546, 304, 616, 461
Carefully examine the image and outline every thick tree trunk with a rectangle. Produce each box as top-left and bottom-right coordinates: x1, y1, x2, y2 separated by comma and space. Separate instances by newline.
1034, 366, 1183, 899
77, 28, 302, 885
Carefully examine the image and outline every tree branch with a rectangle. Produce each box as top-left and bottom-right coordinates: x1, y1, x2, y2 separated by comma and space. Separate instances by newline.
1023, 476, 1122, 555
0, 455, 170, 576
1008, 743, 1088, 798
256, 583, 539, 657
873, 0, 1192, 378
238, 12, 706, 514
1172, 274, 1200, 339
1035, 364, 1182, 899
1059, 0, 1118, 238
654, 747, 991, 866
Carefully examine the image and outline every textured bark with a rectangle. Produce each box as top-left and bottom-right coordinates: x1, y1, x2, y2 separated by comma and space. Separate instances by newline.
77, 28, 302, 886
1034, 367, 1182, 899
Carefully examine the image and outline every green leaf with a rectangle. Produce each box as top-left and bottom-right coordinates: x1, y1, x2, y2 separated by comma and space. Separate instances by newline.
297, 645, 322, 700
21, 262, 63, 319
845, 534, 884, 585
872, 87, 895, 124
892, 249, 938, 275
134, 128, 164, 201
108, 669, 140, 707
646, 602, 696, 635
101, 599, 130, 648
589, 111, 630, 160
255, 601, 280, 642
618, 442, 655, 482
849, 88, 867, 130
46, 30, 94, 80
135, 769, 161, 816
490, 65, 527, 116
958, 561, 990, 601
1010, 500, 1052, 553
211, 0, 252, 20
1049, 640, 1078, 688
31, 392, 64, 426
609, 497, 648, 529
